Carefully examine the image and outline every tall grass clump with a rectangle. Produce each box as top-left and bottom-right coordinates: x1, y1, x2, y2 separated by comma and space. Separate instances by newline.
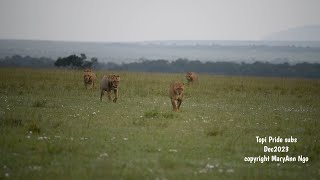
32, 99, 47, 107
0, 114, 23, 128
144, 109, 160, 118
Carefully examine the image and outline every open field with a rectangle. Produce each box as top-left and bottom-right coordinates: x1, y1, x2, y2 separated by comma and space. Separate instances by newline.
0, 68, 320, 179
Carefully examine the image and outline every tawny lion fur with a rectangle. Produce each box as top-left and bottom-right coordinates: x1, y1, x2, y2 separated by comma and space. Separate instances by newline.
100, 74, 120, 103
83, 69, 96, 89
169, 82, 185, 112
185, 72, 198, 85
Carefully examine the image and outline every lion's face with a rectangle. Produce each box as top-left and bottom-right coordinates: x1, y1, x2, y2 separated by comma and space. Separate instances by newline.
109, 75, 120, 89
84, 74, 92, 82
186, 72, 194, 80
174, 83, 184, 95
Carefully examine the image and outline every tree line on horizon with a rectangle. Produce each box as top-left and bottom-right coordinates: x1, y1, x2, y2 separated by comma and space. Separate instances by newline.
54, 53, 98, 69
0, 54, 320, 78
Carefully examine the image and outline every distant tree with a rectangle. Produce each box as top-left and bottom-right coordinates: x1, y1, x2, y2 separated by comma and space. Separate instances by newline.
91, 57, 98, 63
80, 53, 87, 60
54, 54, 98, 69
54, 54, 83, 68
82, 57, 99, 68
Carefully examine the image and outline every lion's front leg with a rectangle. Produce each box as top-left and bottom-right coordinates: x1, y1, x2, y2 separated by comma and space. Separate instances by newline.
100, 90, 104, 101
171, 98, 177, 111
107, 90, 112, 101
113, 89, 118, 103
177, 98, 183, 111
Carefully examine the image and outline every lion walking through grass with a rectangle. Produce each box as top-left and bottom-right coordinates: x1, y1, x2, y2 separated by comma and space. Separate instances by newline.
186, 72, 198, 85
100, 74, 120, 102
83, 69, 96, 89
169, 82, 185, 112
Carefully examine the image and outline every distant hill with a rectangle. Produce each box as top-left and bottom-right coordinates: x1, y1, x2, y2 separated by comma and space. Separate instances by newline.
264, 25, 320, 41
1, 39, 320, 64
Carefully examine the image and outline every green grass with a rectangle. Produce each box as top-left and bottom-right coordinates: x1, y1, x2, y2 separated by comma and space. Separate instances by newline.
0, 67, 320, 179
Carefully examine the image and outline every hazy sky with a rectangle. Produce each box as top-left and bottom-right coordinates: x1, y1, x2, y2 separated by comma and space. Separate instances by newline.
0, 0, 319, 42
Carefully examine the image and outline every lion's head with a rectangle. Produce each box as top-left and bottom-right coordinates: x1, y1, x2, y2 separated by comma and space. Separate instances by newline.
173, 82, 184, 95
109, 75, 120, 89
84, 74, 92, 83
186, 72, 194, 81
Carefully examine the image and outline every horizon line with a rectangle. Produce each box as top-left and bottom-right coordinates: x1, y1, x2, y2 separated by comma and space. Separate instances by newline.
2, 38, 320, 44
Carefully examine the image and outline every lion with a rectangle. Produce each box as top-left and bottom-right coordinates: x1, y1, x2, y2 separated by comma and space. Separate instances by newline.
169, 82, 185, 112
83, 69, 96, 89
100, 74, 120, 103
185, 72, 198, 85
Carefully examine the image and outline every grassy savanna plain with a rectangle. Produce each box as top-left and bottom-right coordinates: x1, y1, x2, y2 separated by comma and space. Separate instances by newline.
0, 68, 319, 179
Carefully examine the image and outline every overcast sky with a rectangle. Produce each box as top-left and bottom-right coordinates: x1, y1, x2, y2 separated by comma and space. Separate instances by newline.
0, 0, 319, 42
